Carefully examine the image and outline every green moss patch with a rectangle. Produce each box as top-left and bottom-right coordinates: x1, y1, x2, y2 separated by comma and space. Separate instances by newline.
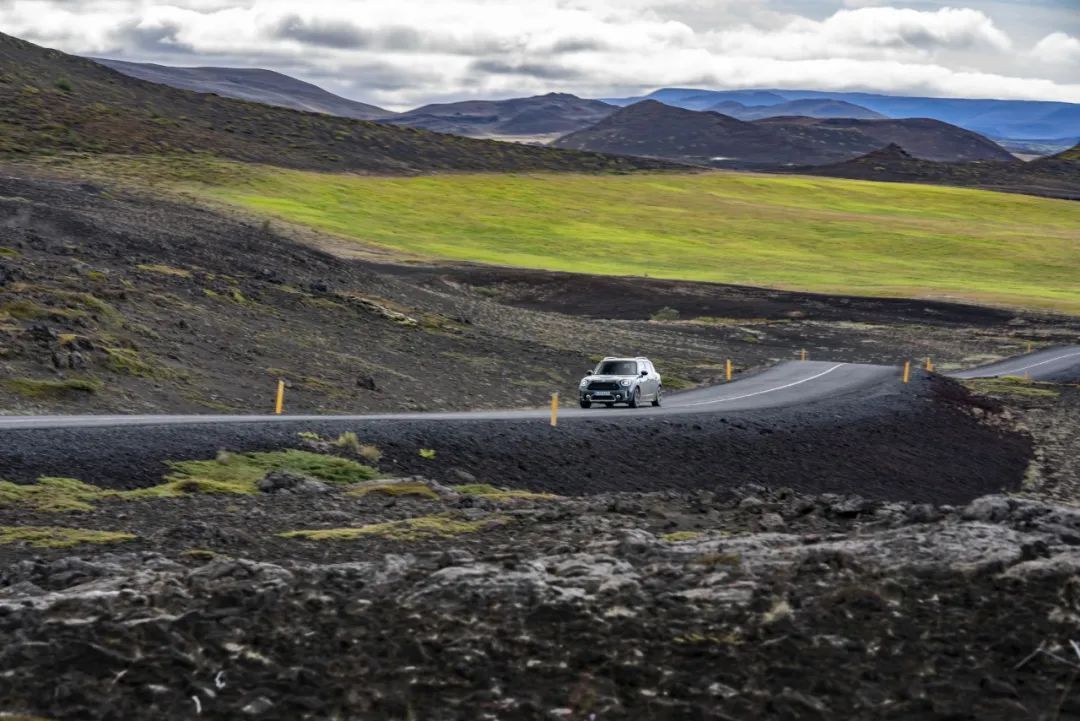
129, 449, 378, 498
0, 526, 135, 548
281, 513, 510, 542
963, 376, 1061, 399
0, 477, 114, 512
136, 263, 192, 278
453, 483, 559, 501
349, 481, 438, 500
661, 530, 704, 542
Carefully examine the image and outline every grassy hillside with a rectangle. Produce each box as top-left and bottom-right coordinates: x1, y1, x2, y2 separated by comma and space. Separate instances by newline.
178, 162, 1080, 312
0, 32, 665, 174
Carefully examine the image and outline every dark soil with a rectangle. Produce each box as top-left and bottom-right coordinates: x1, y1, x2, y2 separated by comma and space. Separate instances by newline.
3, 482, 1080, 721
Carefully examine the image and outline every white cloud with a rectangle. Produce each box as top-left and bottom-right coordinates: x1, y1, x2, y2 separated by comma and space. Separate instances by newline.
1032, 32, 1080, 65
0, 0, 1077, 107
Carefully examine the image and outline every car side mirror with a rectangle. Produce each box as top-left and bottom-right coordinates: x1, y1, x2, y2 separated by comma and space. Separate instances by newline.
585, 370, 593, 376
640, 370, 648, 376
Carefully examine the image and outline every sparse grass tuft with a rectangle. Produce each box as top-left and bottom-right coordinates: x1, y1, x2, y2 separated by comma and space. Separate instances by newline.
137, 263, 192, 278
453, 483, 559, 501
651, 306, 680, 321
418, 448, 437, 460
281, 512, 509, 542
963, 376, 1061, 399
334, 431, 360, 454
2, 377, 102, 398
349, 481, 438, 500
661, 530, 704, 542
358, 444, 382, 463
0, 525, 134, 548
0, 246, 21, 257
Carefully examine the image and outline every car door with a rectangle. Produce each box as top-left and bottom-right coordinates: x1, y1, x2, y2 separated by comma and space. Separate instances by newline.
644, 361, 659, 399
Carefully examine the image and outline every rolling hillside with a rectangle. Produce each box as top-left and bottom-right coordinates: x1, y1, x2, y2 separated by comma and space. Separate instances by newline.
0, 32, 667, 174
606, 87, 1080, 142
142, 157, 1080, 313
554, 101, 1012, 167
94, 58, 396, 120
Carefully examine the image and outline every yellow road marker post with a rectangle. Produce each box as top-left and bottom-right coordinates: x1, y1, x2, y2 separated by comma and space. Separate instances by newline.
550, 392, 559, 427
275, 379, 285, 415
726, 359, 733, 382
800, 349, 807, 361
925, 357, 934, 372
1028, 341, 1034, 353
902, 361, 911, 384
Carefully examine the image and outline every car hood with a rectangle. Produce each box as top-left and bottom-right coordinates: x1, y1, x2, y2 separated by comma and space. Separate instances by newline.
584, 375, 635, 381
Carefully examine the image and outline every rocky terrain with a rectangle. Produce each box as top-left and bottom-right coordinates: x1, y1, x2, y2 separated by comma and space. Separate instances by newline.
4, 467, 1080, 719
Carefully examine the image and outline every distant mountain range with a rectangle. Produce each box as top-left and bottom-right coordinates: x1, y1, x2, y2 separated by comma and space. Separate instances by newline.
553, 101, 1014, 167
97, 58, 1080, 154
605, 88, 1080, 145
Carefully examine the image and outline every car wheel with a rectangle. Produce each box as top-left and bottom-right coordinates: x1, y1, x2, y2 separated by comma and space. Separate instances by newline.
628, 387, 640, 408
652, 385, 662, 407
579, 400, 591, 408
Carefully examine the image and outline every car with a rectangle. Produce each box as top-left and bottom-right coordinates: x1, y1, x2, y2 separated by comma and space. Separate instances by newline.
578, 357, 662, 409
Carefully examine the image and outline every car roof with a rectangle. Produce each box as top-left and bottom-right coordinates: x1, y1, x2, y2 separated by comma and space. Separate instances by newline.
599, 357, 650, 362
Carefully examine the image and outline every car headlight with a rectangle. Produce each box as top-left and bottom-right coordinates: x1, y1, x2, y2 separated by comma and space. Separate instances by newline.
619, 379, 632, 386
580, 378, 589, 387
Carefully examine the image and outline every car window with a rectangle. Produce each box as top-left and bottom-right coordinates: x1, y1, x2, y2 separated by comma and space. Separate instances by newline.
596, 360, 637, 375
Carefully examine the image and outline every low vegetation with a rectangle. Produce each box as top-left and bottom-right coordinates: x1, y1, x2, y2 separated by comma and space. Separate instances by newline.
454, 483, 560, 501
963, 376, 1061, 399
280, 512, 510, 542
349, 481, 439, 500
185, 164, 1080, 312
0, 525, 134, 548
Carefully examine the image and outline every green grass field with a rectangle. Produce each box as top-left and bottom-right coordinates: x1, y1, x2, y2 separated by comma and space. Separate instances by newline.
165, 161, 1077, 313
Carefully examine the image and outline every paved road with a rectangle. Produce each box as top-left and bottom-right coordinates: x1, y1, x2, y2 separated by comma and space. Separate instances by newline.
0, 347, 1076, 432
0, 361, 897, 430
948, 346, 1080, 382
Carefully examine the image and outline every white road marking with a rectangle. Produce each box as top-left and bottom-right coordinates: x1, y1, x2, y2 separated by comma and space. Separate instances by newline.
966, 350, 1080, 377
677, 363, 847, 407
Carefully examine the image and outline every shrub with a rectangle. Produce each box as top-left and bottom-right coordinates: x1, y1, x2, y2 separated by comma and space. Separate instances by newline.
651, 307, 680, 321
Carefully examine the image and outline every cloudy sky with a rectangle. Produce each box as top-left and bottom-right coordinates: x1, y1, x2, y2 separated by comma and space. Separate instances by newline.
2, 0, 1078, 108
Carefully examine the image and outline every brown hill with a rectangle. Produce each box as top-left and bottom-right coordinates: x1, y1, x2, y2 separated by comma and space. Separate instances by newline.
554, 101, 1014, 168
754, 116, 1014, 162
389, 93, 615, 138
797, 143, 1080, 200
0, 33, 668, 174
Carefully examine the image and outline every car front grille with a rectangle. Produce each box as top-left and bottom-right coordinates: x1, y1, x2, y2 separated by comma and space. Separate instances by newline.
587, 381, 621, 391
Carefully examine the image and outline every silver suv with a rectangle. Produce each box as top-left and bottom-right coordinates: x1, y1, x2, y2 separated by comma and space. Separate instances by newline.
579, 357, 662, 409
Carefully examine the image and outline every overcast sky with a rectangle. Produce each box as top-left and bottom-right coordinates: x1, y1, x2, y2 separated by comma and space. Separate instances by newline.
2, 0, 1078, 108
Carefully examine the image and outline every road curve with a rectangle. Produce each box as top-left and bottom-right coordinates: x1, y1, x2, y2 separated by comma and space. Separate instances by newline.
0, 361, 898, 430
948, 346, 1080, 382
0, 347, 1076, 432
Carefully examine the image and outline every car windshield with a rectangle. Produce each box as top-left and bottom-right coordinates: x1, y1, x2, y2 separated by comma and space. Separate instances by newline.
596, 360, 638, 376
